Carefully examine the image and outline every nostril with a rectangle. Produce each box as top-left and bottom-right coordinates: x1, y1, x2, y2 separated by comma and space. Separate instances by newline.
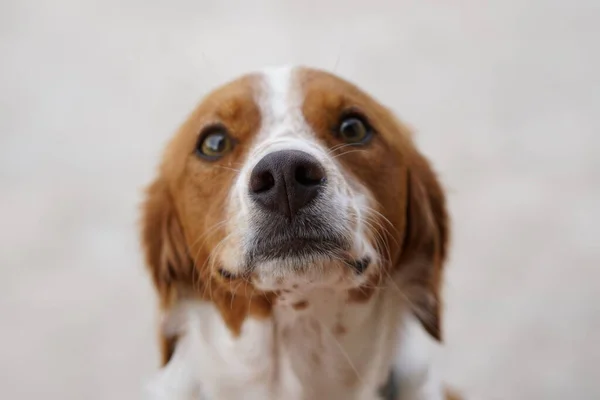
249, 150, 326, 217
295, 164, 326, 186
250, 170, 275, 193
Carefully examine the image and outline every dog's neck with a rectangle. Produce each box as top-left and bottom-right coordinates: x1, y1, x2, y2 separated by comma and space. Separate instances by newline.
147, 281, 443, 400
271, 284, 403, 399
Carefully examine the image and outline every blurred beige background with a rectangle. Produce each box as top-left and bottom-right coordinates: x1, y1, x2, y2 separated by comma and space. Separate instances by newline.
1, 0, 599, 399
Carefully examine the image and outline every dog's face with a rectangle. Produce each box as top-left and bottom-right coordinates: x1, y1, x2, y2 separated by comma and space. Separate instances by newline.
142, 67, 448, 356
219, 67, 411, 291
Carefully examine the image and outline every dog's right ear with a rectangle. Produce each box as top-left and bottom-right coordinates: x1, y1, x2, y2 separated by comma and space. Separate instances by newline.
141, 177, 193, 364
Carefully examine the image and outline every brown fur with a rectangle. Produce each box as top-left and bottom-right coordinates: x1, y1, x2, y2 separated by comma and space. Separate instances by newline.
299, 68, 449, 341
333, 323, 347, 336
140, 74, 275, 363
292, 300, 309, 310
445, 389, 464, 400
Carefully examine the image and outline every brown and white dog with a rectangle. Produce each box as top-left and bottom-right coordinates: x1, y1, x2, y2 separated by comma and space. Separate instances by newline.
141, 66, 457, 400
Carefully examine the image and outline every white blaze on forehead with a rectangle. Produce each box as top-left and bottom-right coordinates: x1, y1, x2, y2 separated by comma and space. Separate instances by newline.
251, 66, 319, 157
259, 66, 297, 123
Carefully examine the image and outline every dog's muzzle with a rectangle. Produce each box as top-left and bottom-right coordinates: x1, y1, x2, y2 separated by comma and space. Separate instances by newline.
244, 149, 350, 267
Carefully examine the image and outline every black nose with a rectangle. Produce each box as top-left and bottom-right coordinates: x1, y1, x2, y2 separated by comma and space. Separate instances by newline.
249, 150, 326, 218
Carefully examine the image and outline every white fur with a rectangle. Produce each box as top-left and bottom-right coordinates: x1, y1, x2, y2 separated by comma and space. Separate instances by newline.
145, 302, 274, 400
396, 315, 445, 400
146, 286, 442, 400
146, 67, 444, 399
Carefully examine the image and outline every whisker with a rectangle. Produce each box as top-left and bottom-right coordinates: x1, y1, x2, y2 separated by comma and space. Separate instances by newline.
312, 316, 364, 387
331, 149, 368, 160
230, 280, 244, 309
380, 265, 439, 326
326, 142, 360, 156
214, 165, 241, 173
196, 228, 239, 300
332, 47, 343, 73
361, 215, 394, 264
188, 220, 228, 253
365, 204, 401, 237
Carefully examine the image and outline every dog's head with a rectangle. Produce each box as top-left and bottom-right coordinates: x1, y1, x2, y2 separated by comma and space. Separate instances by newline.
141, 67, 449, 360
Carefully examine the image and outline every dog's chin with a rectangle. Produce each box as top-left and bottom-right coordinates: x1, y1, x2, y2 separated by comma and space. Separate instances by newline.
245, 249, 374, 292
250, 258, 352, 291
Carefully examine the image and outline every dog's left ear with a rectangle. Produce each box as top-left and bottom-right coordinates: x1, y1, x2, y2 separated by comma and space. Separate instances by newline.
399, 149, 450, 341
141, 176, 194, 364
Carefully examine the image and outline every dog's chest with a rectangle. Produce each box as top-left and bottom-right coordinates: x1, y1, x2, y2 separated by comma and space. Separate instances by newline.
150, 288, 403, 400
271, 288, 400, 399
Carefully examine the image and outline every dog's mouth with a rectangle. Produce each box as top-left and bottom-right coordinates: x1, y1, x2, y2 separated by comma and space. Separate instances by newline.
241, 208, 353, 267
218, 200, 375, 285
245, 235, 349, 266
241, 231, 373, 279
221, 252, 371, 279
215, 221, 377, 291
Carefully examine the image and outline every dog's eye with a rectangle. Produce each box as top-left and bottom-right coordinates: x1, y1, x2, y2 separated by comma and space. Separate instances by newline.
338, 116, 372, 144
196, 126, 233, 160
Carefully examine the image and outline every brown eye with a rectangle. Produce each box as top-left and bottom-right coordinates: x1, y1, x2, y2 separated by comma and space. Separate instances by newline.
196, 126, 233, 160
338, 116, 372, 144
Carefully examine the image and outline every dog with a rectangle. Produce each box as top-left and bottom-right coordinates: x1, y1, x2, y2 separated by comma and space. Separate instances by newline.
140, 66, 458, 400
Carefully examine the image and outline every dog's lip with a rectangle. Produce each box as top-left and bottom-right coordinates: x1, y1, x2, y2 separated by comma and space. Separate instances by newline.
253, 235, 348, 253
222, 253, 370, 281
244, 234, 349, 266
270, 237, 339, 249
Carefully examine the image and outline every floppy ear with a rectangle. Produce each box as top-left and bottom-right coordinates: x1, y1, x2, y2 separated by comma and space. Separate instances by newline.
141, 177, 194, 363
399, 150, 450, 341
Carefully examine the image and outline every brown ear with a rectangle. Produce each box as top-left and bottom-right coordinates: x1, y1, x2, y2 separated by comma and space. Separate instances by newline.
399, 150, 450, 341
140, 178, 193, 363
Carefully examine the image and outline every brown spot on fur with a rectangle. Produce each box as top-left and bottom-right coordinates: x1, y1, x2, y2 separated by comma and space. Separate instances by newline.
309, 318, 321, 332
342, 369, 359, 388
333, 323, 347, 336
311, 351, 321, 365
292, 300, 309, 310
347, 285, 376, 303
346, 270, 381, 303
292, 284, 299, 289
199, 280, 276, 337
